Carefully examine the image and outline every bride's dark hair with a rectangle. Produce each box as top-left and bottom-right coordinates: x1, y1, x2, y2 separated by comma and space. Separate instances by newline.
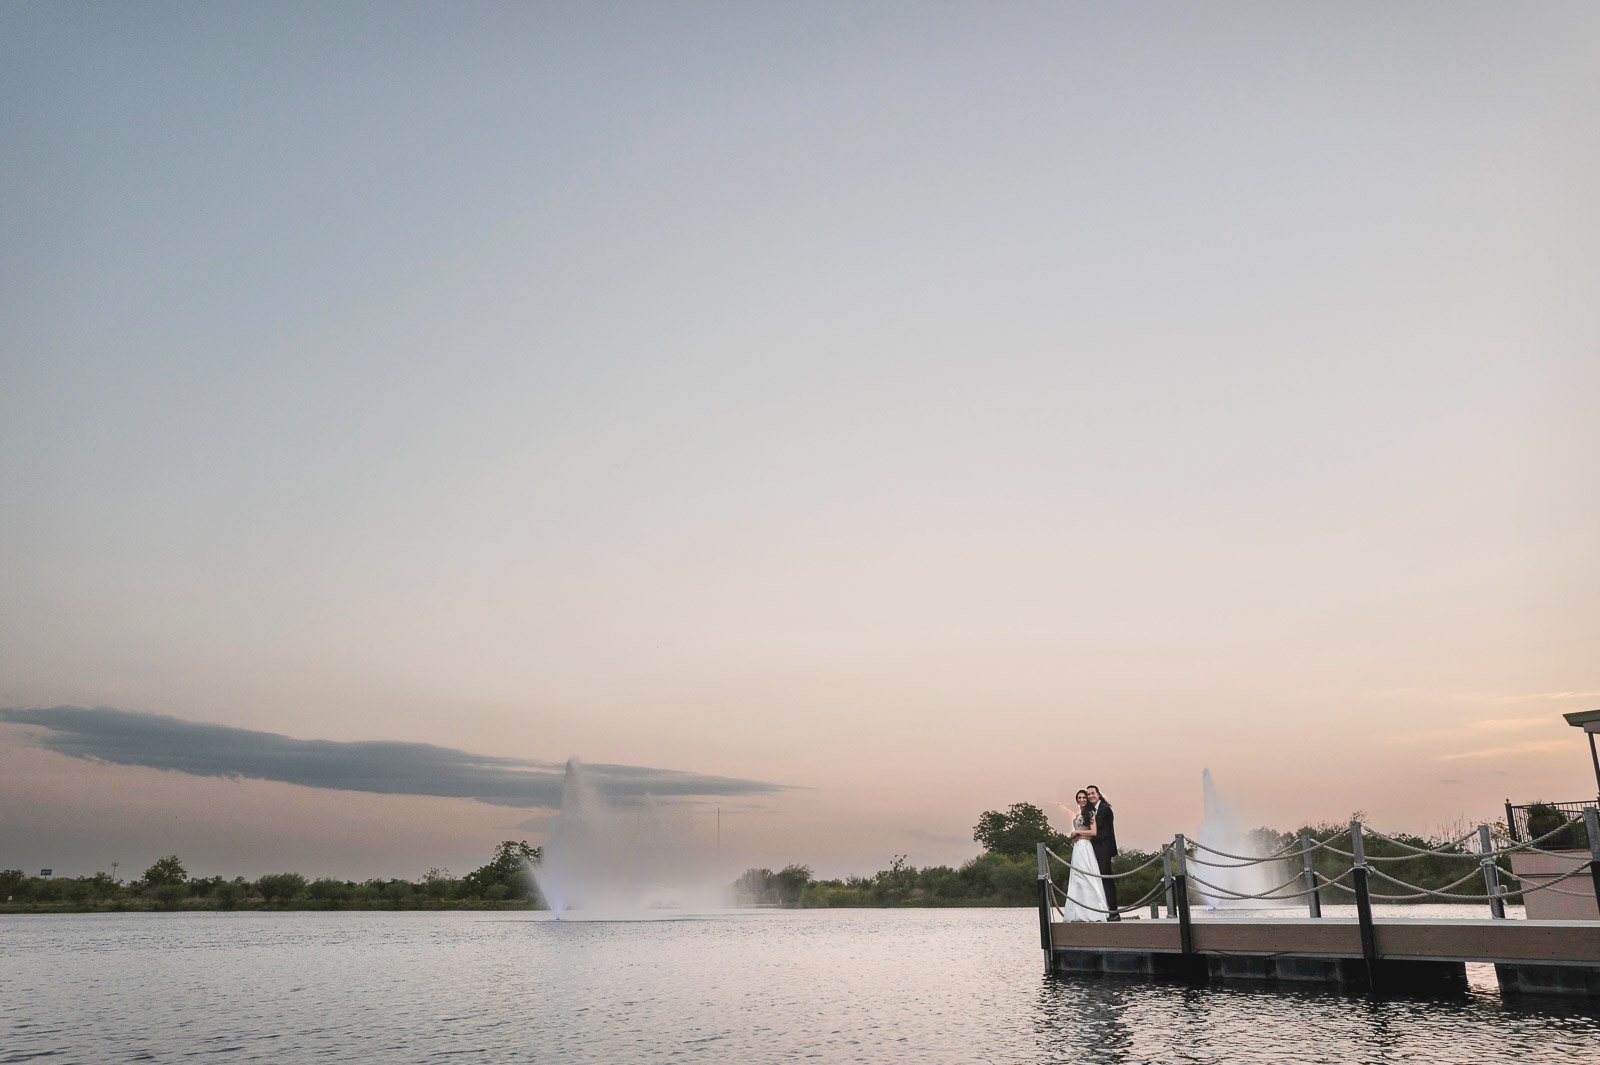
1073, 790, 1089, 826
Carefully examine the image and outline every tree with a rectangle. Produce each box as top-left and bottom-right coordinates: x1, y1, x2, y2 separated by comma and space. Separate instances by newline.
869, 855, 915, 905
464, 840, 541, 900
919, 865, 959, 902
769, 864, 812, 907
422, 867, 459, 902
1248, 826, 1291, 856
733, 868, 773, 906
83, 872, 118, 902
211, 878, 246, 910
973, 802, 1067, 860
188, 875, 224, 897
142, 855, 188, 887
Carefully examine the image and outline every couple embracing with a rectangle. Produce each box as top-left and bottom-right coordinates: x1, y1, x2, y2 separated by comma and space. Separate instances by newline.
1061, 785, 1120, 923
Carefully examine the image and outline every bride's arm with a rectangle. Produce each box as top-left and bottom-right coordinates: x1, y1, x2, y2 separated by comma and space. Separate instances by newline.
1077, 817, 1098, 839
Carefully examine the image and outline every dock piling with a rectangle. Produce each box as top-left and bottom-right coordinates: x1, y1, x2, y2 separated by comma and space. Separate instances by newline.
1477, 824, 1505, 919
1585, 807, 1600, 915
1036, 841, 1051, 971
1351, 822, 1377, 984
1162, 844, 1175, 919
1300, 833, 1320, 918
1173, 834, 1194, 957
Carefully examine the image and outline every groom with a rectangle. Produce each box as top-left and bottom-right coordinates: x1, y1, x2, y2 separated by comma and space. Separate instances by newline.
1085, 785, 1119, 920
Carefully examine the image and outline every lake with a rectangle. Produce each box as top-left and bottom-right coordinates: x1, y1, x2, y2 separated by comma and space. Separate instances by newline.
4, 907, 1597, 1063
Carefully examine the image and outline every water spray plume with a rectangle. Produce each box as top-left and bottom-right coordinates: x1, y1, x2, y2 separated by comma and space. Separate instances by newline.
1195, 768, 1292, 908
533, 758, 730, 919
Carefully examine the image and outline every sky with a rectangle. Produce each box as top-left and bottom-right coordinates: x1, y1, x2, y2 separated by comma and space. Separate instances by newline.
2, 2, 1598, 883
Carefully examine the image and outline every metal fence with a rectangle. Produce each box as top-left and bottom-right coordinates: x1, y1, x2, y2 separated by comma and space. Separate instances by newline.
1503, 799, 1599, 843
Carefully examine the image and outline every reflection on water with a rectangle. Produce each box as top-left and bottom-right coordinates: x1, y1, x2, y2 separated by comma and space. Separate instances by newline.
1030, 963, 1600, 1064
2, 908, 1596, 1063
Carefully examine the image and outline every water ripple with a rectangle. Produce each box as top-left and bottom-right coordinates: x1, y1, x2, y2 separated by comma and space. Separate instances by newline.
2, 909, 1596, 1062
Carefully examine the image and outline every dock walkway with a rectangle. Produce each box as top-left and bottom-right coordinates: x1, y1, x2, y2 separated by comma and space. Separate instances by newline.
1036, 812, 1600, 997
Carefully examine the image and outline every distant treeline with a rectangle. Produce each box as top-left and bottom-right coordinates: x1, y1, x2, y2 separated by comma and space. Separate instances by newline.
734, 803, 1166, 908
5, 803, 1551, 915
0, 841, 544, 913
731, 803, 1532, 909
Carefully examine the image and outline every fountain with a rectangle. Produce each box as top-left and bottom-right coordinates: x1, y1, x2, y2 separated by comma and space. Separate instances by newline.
533, 758, 727, 919
1194, 768, 1291, 908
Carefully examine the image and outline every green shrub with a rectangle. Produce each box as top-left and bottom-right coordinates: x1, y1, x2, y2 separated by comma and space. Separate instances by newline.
152, 883, 188, 908
307, 878, 352, 907
0, 869, 27, 900
256, 872, 308, 904
212, 879, 246, 909
1525, 803, 1589, 850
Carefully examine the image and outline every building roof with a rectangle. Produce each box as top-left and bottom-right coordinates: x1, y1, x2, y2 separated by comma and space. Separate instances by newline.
1562, 709, 1600, 733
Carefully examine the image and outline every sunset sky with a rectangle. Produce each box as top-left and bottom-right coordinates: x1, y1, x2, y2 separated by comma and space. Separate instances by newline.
3, 3, 1597, 882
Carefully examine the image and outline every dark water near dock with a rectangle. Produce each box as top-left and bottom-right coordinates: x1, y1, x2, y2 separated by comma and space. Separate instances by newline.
3, 907, 1596, 1063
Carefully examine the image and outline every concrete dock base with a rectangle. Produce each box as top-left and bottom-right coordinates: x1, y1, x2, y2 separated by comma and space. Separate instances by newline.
1051, 949, 1468, 994
1047, 917, 1600, 999
1053, 948, 1206, 982
1496, 963, 1600, 997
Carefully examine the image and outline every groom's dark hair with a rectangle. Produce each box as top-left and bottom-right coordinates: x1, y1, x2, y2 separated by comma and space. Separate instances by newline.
1087, 785, 1102, 797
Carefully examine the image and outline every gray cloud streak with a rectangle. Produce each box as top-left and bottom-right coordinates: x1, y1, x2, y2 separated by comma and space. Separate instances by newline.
0, 706, 789, 808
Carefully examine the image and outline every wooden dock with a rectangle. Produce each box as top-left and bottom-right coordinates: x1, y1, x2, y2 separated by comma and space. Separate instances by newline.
1046, 917, 1600, 996
1036, 812, 1600, 997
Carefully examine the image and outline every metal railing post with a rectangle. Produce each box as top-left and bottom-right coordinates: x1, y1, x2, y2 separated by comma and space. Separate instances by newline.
1036, 842, 1052, 971
1505, 799, 1518, 843
1477, 824, 1505, 919
1351, 821, 1377, 985
1300, 833, 1321, 918
1173, 833, 1194, 957
1585, 807, 1600, 916
1163, 844, 1175, 919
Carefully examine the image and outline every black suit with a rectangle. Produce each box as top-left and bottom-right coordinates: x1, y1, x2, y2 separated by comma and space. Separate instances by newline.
1091, 800, 1118, 914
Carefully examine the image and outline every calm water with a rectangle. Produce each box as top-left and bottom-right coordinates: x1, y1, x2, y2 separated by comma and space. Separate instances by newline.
3, 907, 1597, 1063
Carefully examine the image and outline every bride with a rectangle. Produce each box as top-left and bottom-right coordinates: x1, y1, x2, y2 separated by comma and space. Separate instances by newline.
1059, 789, 1110, 923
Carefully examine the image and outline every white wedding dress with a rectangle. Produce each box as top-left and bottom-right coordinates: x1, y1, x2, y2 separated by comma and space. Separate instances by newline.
1058, 817, 1109, 923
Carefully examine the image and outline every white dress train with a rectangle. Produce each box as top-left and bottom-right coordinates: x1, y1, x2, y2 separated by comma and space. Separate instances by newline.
1059, 836, 1109, 922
